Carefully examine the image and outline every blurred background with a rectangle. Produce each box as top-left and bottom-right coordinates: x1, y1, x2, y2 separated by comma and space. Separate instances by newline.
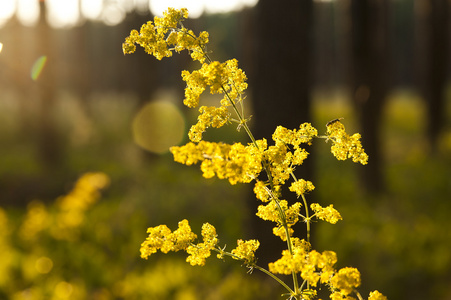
0, 0, 450, 299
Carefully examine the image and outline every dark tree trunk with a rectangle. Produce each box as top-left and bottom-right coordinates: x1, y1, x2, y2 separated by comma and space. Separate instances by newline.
247, 0, 314, 267
349, 0, 391, 194
416, 0, 450, 152
36, 1, 62, 169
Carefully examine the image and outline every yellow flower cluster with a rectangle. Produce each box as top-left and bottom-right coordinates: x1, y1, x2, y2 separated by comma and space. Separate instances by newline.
125, 7, 384, 300
186, 222, 218, 266
140, 220, 219, 266
256, 200, 301, 239
326, 121, 369, 165
182, 59, 247, 141
171, 140, 264, 185
123, 8, 248, 143
19, 201, 50, 241
171, 123, 318, 192
140, 219, 197, 258
267, 124, 317, 186
53, 172, 109, 239
289, 178, 315, 197
368, 290, 388, 300
330, 267, 361, 297
19, 172, 109, 241
231, 239, 260, 265
311, 203, 343, 224
123, 8, 208, 62
269, 238, 336, 286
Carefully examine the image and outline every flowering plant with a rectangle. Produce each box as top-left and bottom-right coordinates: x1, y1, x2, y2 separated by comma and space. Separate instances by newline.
123, 8, 385, 300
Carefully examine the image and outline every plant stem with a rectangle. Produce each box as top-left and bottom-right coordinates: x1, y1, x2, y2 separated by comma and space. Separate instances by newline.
214, 248, 295, 295
202, 45, 302, 295
301, 194, 310, 245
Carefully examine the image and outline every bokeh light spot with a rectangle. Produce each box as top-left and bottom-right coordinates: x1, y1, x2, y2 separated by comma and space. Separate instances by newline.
102, 4, 126, 26
55, 281, 73, 298
132, 100, 185, 154
30, 55, 47, 81
35, 256, 53, 274
17, 0, 39, 27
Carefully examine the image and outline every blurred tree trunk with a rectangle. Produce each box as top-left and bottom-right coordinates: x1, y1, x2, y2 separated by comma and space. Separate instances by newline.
36, 1, 62, 168
349, 0, 390, 193
247, 0, 314, 266
416, 0, 450, 152
121, 11, 160, 104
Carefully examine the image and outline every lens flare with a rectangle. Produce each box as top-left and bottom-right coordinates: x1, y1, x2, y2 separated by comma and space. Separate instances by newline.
30, 55, 47, 81
132, 100, 185, 154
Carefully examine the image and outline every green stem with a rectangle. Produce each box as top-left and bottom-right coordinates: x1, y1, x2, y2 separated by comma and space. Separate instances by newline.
213, 249, 295, 295
301, 194, 310, 245
355, 290, 364, 300
202, 44, 301, 295
253, 264, 295, 295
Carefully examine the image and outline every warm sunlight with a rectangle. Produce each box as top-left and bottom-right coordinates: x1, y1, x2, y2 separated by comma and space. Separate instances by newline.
0, 0, 258, 28
0, 0, 15, 27
46, 0, 79, 28
149, 0, 258, 18
16, 0, 39, 27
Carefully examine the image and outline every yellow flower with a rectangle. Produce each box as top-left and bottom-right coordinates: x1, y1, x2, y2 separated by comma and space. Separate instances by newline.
330, 267, 361, 295
185, 222, 218, 266
310, 203, 342, 224
272, 123, 318, 148
272, 226, 294, 241
326, 121, 368, 165
289, 179, 315, 197
140, 224, 172, 258
186, 243, 212, 266
268, 238, 310, 275
122, 8, 203, 61
200, 222, 218, 247
52, 172, 109, 240
368, 290, 387, 300
253, 180, 271, 202
188, 106, 230, 142
256, 200, 286, 223
231, 239, 259, 264
140, 219, 197, 259
330, 292, 357, 300
19, 201, 49, 241
171, 141, 264, 185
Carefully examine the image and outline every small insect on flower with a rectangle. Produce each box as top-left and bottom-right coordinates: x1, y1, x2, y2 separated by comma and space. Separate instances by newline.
326, 118, 344, 127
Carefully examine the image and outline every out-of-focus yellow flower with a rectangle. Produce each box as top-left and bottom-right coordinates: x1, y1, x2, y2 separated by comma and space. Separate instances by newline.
52, 172, 109, 240
19, 201, 50, 241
